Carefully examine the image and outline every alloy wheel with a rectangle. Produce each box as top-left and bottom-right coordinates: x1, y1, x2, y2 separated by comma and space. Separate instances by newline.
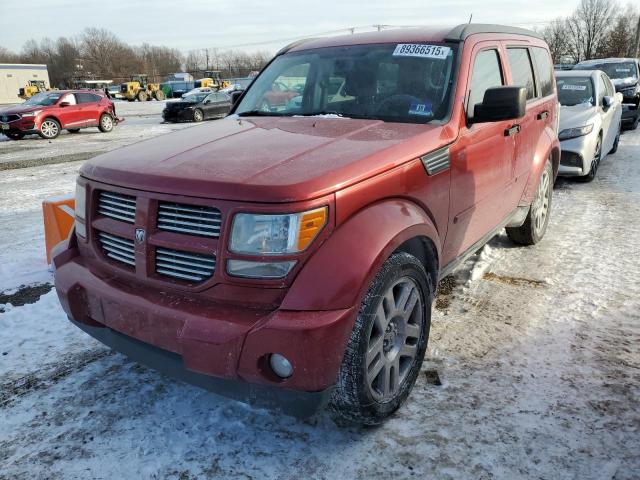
101, 115, 113, 131
366, 277, 423, 402
40, 120, 59, 138
532, 167, 550, 237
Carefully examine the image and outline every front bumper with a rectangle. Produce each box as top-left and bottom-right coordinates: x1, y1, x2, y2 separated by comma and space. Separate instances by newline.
0, 117, 37, 135
53, 238, 355, 415
558, 133, 598, 177
162, 109, 195, 122
621, 103, 638, 124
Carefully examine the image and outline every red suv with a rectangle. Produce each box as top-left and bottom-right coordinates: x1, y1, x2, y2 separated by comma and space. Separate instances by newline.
0, 90, 117, 140
54, 24, 560, 424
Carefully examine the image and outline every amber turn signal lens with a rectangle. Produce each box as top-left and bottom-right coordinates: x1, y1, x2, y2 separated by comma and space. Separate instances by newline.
297, 207, 327, 251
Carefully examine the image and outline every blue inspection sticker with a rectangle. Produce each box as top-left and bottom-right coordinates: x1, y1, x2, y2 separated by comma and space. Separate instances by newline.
408, 101, 433, 117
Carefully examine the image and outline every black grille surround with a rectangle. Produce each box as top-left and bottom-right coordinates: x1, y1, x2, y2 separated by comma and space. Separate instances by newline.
157, 202, 222, 237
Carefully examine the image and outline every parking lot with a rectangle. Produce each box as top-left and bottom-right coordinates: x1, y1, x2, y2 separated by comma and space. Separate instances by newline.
0, 102, 638, 479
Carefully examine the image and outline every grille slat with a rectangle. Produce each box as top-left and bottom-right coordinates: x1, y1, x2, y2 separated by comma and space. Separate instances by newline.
98, 191, 136, 223
157, 202, 221, 237
98, 232, 135, 267
155, 247, 216, 282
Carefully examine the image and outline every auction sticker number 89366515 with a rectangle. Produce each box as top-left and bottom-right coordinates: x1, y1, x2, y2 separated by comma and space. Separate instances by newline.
393, 44, 451, 59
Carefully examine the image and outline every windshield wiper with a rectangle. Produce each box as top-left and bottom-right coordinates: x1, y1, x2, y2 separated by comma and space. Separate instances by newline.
296, 111, 343, 117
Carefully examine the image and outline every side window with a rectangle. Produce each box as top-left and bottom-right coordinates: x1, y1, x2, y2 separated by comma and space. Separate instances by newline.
531, 47, 554, 97
76, 92, 97, 104
597, 75, 607, 104
507, 48, 536, 100
204, 93, 216, 103
468, 49, 504, 115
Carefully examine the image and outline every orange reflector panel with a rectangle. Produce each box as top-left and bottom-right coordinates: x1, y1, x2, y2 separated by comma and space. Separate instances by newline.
297, 207, 327, 251
43, 194, 76, 264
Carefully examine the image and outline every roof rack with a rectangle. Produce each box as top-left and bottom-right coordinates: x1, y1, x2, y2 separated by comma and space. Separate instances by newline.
445, 23, 543, 41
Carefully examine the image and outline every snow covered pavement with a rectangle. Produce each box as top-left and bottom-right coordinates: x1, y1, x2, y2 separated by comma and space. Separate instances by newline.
0, 129, 639, 479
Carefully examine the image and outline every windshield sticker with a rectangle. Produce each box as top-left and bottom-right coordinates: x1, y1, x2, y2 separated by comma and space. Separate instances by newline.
408, 101, 433, 116
615, 68, 631, 72
393, 44, 451, 59
561, 84, 587, 91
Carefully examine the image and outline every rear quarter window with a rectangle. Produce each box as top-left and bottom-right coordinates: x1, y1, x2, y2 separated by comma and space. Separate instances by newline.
507, 48, 536, 100
531, 47, 554, 97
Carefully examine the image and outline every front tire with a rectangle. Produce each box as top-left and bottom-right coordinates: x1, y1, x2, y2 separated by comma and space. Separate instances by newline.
38, 118, 61, 139
193, 109, 204, 122
154, 90, 165, 101
137, 91, 148, 102
330, 252, 433, 425
579, 133, 602, 183
506, 159, 552, 245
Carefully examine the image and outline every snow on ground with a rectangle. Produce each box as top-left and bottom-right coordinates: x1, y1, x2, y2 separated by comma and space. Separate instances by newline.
0, 127, 639, 479
0, 100, 191, 169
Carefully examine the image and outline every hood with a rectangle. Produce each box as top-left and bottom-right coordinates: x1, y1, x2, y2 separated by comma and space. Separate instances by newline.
81, 116, 451, 203
559, 104, 597, 130
0, 104, 48, 115
611, 77, 638, 89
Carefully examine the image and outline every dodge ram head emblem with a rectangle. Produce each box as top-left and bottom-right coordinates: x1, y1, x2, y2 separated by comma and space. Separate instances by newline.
135, 228, 146, 244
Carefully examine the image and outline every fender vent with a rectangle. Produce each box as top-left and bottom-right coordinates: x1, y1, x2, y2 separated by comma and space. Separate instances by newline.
421, 147, 450, 176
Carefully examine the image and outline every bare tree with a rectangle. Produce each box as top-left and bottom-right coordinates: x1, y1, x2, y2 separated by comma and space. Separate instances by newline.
542, 19, 571, 62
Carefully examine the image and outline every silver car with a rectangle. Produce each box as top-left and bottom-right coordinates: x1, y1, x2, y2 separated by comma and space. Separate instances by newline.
556, 70, 623, 181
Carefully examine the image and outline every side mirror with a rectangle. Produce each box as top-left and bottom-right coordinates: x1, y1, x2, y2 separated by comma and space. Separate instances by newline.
230, 90, 244, 105
203, 99, 211, 104
602, 96, 613, 109
472, 86, 526, 124
59, 101, 70, 107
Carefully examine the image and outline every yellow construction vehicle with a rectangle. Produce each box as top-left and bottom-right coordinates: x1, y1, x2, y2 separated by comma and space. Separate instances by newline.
195, 71, 231, 91
120, 74, 165, 101
18, 80, 48, 100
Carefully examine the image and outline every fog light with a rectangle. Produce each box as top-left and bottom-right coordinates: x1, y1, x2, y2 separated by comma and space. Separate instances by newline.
269, 353, 293, 379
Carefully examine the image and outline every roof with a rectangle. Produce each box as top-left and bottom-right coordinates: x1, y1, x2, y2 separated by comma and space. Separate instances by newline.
556, 70, 599, 78
282, 24, 542, 54
575, 58, 639, 66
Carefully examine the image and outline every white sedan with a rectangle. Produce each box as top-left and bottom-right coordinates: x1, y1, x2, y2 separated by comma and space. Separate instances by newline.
556, 70, 623, 181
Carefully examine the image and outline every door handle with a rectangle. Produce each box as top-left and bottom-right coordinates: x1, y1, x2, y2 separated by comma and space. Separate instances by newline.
504, 125, 521, 136
537, 111, 549, 120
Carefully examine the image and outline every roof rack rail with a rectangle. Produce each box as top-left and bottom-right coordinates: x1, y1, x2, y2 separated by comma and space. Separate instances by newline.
445, 23, 543, 41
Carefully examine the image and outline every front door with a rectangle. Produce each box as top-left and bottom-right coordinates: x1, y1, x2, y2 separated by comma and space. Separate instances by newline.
55, 93, 84, 128
443, 44, 515, 262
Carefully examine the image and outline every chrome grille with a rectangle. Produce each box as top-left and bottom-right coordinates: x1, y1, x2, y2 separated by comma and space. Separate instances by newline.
157, 202, 221, 237
98, 191, 136, 223
98, 232, 135, 267
156, 247, 216, 282
2, 114, 20, 123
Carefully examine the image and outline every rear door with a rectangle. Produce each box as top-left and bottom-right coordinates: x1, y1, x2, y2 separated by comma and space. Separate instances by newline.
76, 92, 102, 126
444, 44, 515, 260
504, 46, 549, 205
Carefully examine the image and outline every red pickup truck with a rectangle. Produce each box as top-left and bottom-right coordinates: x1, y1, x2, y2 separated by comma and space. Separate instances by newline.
54, 24, 559, 424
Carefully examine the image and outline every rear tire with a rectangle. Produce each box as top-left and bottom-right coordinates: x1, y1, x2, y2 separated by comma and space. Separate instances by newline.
137, 91, 148, 102
506, 159, 552, 245
154, 90, 165, 101
38, 118, 61, 139
329, 252, 433, 425
98, 113, 114, 133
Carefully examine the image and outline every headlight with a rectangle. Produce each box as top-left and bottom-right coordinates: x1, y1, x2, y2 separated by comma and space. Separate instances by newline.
75, 182, 87, 238
558, 123, 593, 140
230, 207, 327, 255
20, 110, 41, 118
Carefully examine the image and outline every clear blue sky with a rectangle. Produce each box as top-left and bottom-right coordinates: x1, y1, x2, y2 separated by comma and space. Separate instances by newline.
0, 0, 576, 54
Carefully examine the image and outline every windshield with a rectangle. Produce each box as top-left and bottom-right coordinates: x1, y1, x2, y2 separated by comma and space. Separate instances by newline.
575, 62, 638, 80
235, 43, 458, 123
183, 93, 207, 103
23, 92, 63, 106
557, 77, 594, 106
